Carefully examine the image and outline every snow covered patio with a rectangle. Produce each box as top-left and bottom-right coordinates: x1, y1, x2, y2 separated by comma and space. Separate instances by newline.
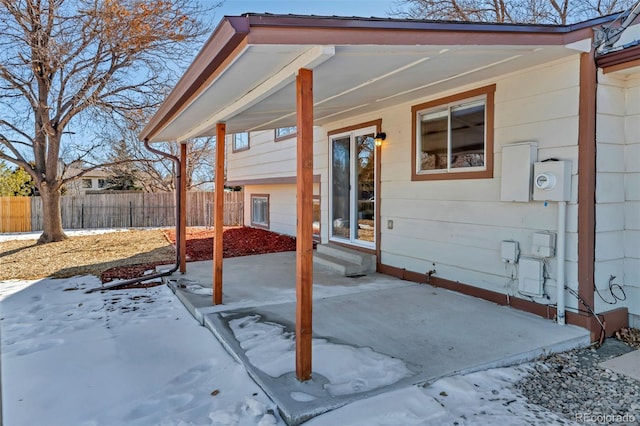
164, 251, 591, 425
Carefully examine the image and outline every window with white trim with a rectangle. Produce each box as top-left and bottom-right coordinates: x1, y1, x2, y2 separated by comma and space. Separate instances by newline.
251, 194, 269, 228
412, 85, 495, 181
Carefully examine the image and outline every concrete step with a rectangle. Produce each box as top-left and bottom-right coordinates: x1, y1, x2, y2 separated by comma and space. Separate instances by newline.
313, 252, 365, 276
313, 244, 376, 276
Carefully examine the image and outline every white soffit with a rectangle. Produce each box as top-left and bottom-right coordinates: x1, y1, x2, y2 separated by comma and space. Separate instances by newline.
153, 42, 580, 139
178, 45, 335, 141
151, 44, 319, 142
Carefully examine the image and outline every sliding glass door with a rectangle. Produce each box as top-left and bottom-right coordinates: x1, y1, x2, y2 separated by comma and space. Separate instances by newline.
330, 126, 376, 247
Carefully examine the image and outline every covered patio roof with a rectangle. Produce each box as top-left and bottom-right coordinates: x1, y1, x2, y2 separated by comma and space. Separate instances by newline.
139, 14, 613, 143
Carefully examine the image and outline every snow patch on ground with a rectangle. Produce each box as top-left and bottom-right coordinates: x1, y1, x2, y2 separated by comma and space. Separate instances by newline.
229, 314, 413, 396
306, 367, 574, 425
185, 282, 215, 296
1, 275, 577, 425
0, 228, 137, 242
1, 277, 278, 426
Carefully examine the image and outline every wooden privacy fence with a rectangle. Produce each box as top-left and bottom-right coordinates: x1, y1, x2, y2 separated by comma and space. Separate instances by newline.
0, 191, 243, 232
0, 197, 31, 233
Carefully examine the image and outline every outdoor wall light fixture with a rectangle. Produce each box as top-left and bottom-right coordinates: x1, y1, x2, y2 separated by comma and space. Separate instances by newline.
374, 132, 386, 146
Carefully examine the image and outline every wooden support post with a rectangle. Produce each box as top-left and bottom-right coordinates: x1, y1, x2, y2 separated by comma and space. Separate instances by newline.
213, 123, 226, 305
295, 68, 313, 381
577, 51, 597, 312
179, 142, 188, 274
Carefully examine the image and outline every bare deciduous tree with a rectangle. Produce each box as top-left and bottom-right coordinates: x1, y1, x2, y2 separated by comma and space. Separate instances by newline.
0, 0, 215, 243
102, 116, 216, 193
391, 0, 636, 24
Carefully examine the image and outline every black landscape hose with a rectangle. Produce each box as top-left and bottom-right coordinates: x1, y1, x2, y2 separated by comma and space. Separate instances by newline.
86, 139, 181, 293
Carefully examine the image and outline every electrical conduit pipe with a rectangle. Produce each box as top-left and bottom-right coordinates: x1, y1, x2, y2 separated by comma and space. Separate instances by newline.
557, 200, 567, 325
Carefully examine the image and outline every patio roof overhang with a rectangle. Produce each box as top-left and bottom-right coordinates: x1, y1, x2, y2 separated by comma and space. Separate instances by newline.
139, 14, 615, 143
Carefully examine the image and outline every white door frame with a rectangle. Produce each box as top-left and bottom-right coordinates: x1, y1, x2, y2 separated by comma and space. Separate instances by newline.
328, 125, 377, 249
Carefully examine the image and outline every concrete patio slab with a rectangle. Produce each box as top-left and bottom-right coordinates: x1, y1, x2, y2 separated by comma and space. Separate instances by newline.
164, 252, 591, 425
600, 350, 640, 382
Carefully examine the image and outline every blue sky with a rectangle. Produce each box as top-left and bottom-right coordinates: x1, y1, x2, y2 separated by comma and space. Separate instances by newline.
209, 0, 398, 22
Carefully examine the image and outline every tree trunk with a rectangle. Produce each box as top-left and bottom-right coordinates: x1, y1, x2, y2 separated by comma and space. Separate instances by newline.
37, 183, 68, 243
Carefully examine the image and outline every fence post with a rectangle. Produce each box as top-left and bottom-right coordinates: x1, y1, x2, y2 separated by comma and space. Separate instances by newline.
129, 201, 133, 227
81, 203, 84, 229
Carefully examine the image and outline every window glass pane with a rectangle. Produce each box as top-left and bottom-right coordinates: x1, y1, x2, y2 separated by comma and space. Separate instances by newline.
82, 179, 92, 188
251, 196, 268, 226
419, 109, 448, 171
412, 85, 493, 180
356, 134, 375, 243
276, 126, 296, 138
233, 132, 249, 151
98, 179, 107, 188
450, 101, 485, 169
331, 137, 351, 239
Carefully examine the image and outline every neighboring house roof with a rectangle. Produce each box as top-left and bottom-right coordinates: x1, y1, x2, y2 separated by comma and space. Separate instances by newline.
63, 167, 110, 180
140, 13, 618, 143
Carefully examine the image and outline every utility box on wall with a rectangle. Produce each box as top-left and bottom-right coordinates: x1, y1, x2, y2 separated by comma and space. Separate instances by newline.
532, 231, 556, 258
519, 257, 545, 297
500, 142, 538, 202
532, 161, 572, 202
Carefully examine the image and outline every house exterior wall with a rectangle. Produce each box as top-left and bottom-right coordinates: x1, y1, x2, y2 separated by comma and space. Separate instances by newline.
66, 176, 108, 195
226, 127, 328, 182
227, 129, 295, 180
626, 72, 640, 326
224, 54, 635, 318
597, 68, 640, 325
243, 183, 321, 238
228, 127, 328, 241
337, 56, 582, 311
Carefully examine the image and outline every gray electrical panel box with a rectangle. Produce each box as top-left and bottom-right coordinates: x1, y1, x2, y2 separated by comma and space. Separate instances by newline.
501, 142, 538, 202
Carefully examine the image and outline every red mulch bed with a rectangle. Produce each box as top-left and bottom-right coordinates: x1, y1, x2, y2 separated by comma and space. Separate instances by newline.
100, 227, 296, 283
166, 226, 297, 260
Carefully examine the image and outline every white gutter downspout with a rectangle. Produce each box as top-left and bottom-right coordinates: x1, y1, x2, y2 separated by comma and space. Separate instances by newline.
557, 201, 567, 325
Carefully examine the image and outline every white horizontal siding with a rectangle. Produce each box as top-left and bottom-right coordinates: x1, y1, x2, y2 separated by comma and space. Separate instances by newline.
222, 52, 640, 320
495, 58, 580, 102
596, 173, 626, 203
355, 55, 583, 302
494, 117, 579, 153
244, 183, 321, 239
597, 114, 626, 144
227, 127, 327, 182
597, 144, 626, 172
495, 87, 579, 130
626, 202, 640, 229
245, 184, 295, 236
627, 175, 640, 200
595, 203, 626, 232
596, 69, 640, 321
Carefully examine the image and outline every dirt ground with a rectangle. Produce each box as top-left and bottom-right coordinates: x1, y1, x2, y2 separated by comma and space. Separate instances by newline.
0, 227, 297, 282
0, 229, 175, 281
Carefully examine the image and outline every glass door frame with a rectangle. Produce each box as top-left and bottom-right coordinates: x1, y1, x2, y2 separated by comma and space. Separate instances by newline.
329, 125, 377, 249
